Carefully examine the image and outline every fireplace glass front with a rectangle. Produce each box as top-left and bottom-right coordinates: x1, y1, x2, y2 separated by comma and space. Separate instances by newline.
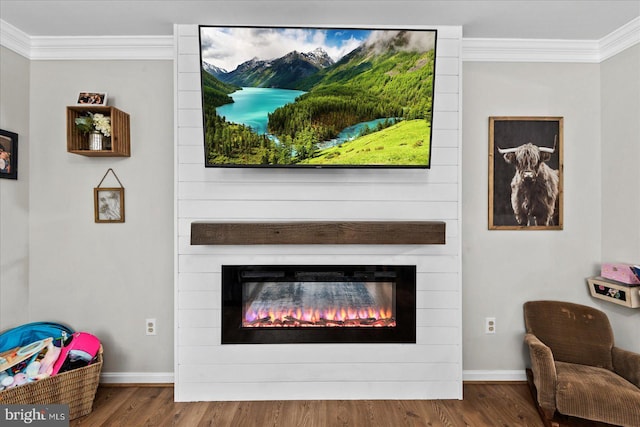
222, 265, 416, 344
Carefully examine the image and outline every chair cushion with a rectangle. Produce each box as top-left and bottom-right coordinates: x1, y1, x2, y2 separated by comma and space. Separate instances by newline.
524, 301, 614, 369
556, 361, 640, 426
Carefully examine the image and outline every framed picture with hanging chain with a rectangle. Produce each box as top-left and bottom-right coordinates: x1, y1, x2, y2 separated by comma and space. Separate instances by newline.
94, 168, 125, 223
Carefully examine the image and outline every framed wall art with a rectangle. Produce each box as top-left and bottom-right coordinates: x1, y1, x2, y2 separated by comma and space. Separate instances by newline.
94, 168, 125, 223
489, 116, 563, 230
0, 129, 18, 180
94, 188, 124, 223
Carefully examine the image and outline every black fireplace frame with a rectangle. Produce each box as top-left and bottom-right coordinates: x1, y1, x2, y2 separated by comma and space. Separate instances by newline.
221, 265, 417, 344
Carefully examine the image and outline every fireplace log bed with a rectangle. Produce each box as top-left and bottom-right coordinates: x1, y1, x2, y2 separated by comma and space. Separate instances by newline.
191, 221, 446, 245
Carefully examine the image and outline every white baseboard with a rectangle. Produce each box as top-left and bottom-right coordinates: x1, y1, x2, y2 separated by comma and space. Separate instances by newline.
463, 370, 527, 382
100, 372, 174, 384
99, 371, 525, 385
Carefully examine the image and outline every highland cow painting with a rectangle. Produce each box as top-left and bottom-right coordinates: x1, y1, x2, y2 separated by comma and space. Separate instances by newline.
489, 117, 563, 230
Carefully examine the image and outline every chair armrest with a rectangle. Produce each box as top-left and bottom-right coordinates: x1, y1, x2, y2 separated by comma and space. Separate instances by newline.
525, 333, 557, 415
613, 346, 640, 388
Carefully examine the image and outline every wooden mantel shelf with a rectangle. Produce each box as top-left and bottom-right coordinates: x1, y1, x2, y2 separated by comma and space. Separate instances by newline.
191, 221, 446, 245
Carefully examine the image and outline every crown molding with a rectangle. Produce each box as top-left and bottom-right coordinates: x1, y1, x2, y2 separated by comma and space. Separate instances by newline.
29, 35, 174, 60
0, 19, 173, 60
2, 18, 638, 63
599, 16, 640, 61
461, 37, 601, 62
0, 19, 31, 58
462, 16, 639, 63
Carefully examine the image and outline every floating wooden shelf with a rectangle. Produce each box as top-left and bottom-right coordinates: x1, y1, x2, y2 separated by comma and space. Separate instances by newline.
67, 106, 130, 157
191, 221, 446, 245
587, 277, 640, 308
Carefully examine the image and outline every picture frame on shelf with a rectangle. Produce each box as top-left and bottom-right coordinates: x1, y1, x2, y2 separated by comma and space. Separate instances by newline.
77, 92, 108, 106
0, 128, 18, 180
94, 188, 125, 223
489, 116, 563, 230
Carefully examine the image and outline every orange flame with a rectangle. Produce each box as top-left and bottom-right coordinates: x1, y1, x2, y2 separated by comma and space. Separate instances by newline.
244, 304, 394, 327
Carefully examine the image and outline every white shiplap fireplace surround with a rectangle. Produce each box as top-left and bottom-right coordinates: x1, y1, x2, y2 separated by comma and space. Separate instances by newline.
175, 24, 462, 401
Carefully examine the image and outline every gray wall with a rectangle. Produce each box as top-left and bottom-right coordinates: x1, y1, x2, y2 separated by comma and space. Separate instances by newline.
0, 46, 30, 327
1, 42, 638, 376
26, 60, 174, 373
462, 61, 610, 371
462, 53, 640, 365
601, 44, 640, 262
600, 44, 640, 349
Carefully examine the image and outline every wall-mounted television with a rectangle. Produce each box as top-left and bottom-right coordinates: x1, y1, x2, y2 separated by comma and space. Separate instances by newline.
199, 26, 437, 168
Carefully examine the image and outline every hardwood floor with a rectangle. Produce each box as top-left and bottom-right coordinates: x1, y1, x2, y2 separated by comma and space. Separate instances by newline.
69, 383, 526, 426
69, 383, 611, 426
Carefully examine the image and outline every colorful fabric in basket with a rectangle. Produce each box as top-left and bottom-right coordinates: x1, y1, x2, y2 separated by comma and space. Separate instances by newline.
52, 332, 101, 375
0, 322, 74, 353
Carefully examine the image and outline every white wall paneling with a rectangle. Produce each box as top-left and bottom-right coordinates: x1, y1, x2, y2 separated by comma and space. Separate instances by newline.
175, 24, 463, 401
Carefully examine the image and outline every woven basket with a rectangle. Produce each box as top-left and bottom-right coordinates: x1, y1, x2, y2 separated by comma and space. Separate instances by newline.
0, 348, 102, 420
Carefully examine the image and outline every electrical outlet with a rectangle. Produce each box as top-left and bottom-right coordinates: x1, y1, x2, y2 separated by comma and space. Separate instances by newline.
485, 317, 496, 334
146, 318, 157, 336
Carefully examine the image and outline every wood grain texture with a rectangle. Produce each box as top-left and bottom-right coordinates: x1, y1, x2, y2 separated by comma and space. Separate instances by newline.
67, 106, 130, 157
191, 221, 446, 245
68, 383, 551, 426
70, 383, 620, 426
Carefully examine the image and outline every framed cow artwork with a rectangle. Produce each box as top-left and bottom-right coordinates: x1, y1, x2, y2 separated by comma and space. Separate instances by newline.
489, 116, 563, 230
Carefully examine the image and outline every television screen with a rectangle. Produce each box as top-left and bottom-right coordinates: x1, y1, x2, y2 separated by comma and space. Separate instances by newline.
199, 26, 437, 168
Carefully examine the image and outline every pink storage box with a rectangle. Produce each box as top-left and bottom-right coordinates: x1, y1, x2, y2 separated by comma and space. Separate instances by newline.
601, 263, 640, 285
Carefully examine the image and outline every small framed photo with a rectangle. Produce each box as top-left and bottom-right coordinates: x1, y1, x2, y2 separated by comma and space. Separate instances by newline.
77, 92, 108, 106
94, 188, 125, 223
489, 116, 563, 230
0, 129, 18, 180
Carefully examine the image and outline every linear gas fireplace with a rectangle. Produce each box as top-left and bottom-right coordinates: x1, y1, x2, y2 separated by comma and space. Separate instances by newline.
221, 265, 416, 344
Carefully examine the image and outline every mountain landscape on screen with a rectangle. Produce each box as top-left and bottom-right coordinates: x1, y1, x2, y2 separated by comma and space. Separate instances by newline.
199, 26, 437, 168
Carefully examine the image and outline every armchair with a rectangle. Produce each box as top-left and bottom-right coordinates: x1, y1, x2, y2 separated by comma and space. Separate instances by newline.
524, 300, 640, 427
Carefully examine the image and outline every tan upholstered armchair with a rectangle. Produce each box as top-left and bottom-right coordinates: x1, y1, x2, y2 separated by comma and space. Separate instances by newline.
523, 300, 640, 427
